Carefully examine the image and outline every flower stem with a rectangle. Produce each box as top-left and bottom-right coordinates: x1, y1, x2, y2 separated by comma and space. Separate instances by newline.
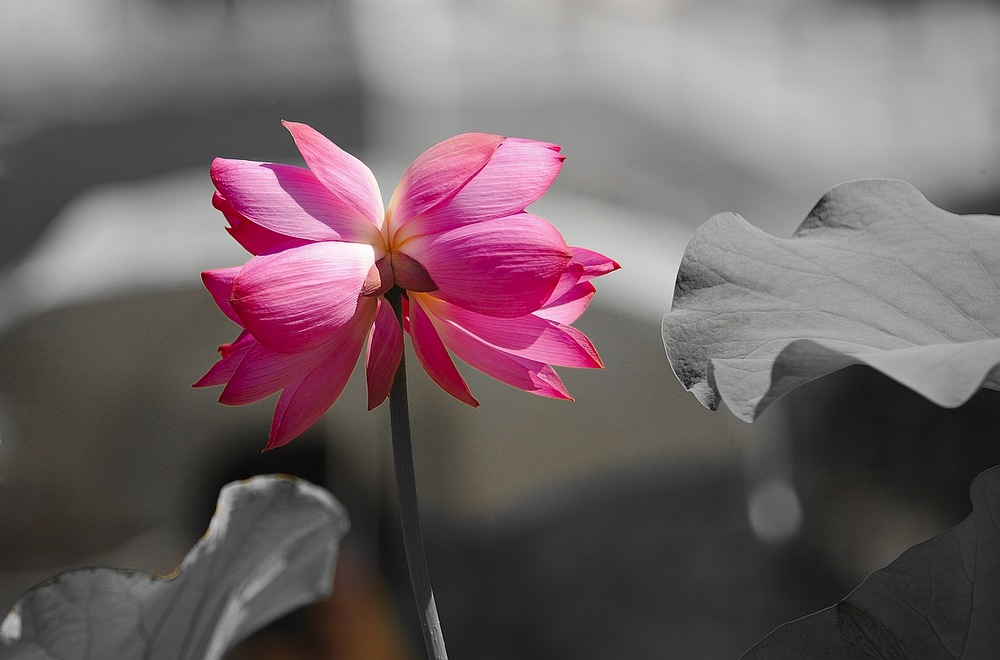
386, 288, 449, 660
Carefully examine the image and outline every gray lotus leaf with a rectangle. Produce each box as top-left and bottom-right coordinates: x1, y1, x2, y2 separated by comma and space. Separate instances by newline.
0, 475, 349, 660
663, 179, 1000, 421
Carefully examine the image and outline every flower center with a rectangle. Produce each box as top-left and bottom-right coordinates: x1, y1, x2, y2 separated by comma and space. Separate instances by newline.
361, 252, 437, 297
391, 251, 437, 292
361, 255, 394, 297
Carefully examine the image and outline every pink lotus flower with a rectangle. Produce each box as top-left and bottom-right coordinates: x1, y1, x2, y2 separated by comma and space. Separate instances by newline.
196, 122, 619, 449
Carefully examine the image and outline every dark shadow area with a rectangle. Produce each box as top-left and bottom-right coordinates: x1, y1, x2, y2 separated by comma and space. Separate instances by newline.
427, 462, 841, 660
786, 367, 1000, 587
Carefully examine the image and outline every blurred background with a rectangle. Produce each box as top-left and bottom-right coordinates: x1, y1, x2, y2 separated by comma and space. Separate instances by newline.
1, 0, 1000, 657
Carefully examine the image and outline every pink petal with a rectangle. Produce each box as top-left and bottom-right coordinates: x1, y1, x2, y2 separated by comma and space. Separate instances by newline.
202, 266, 243, 325
365, 297, 404, 410
415, 294, 573, 400
194, 356, 240, 389
531, 364, 573, 399
219, 339, 336, 405
457, 345, 573, 400
387, 133, 503, 238
543, 260, 584, 306
570, 246, 621, 282
193, 335, 252, 388
211, 158, 382, 246
282, 121, 385, 228
400, 212, 571, 317
530, 246, 616, 323
395, 137, 564, 241
537, 281, 596, 324
231, 242, 375, 353
408, 294, 479, 407
418, 295, 602, 368
264, 306, 376, 449
401, 296, 411, 334
213, 193, 312, 255
219, 330, 255, 358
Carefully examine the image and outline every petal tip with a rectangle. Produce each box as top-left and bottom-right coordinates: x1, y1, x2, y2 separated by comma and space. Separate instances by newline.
263, 426, 296, 452
192, 373, 215, 389
280, 118, 306, 135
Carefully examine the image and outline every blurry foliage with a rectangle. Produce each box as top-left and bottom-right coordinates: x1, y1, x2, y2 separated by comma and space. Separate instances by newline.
0, 476, 348, 660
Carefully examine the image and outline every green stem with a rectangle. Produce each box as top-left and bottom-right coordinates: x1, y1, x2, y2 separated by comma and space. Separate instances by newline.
386, 288, 449, 660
